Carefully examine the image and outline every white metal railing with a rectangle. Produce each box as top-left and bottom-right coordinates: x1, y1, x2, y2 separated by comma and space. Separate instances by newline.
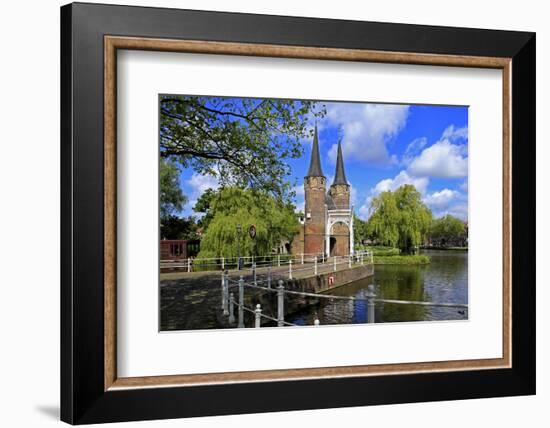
220, 271, 467, 328
161, 251, 331, 272
189, 251, 372, 280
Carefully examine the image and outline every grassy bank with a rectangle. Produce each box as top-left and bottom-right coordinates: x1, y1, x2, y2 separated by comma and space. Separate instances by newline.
362, 245, 400, 256
356, 245, 430, 264
373, 255, 431, 265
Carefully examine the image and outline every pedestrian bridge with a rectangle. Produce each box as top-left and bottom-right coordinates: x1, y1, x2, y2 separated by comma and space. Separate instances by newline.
160, 251, 372, 277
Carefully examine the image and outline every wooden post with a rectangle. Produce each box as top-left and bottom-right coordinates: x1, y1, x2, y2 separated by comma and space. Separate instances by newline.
187, 258, 191, 273
221, 256, 225, 270
301, 253, 304, 264
238, 276, 244, 328
277, 254, 281, 267
254, 304, 262, 328
277, 280, 285, 327
267, 266, 272, 288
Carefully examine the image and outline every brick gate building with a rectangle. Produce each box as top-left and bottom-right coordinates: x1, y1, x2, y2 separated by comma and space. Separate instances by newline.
293, 125, 354, 257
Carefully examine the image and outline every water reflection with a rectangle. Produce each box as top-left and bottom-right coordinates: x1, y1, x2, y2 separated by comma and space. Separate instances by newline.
287, 250, 468, 325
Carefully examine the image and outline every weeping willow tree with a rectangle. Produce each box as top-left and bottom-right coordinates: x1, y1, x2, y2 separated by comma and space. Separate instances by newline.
366, 191, 400, 247
367, 185, 432, 253
196, 187, 299, 259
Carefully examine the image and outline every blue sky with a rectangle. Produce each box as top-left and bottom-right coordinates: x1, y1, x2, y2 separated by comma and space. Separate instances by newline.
177, 100, 468, 221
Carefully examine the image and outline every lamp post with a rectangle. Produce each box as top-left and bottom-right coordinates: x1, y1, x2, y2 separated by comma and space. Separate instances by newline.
236, 223, 242, 270
249, 225, 257, 264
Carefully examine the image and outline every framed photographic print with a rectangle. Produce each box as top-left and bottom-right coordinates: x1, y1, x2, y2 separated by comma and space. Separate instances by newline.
60, 2, 536, 424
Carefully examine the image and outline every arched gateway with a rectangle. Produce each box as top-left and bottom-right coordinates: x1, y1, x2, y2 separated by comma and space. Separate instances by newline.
293, 124, 354, 257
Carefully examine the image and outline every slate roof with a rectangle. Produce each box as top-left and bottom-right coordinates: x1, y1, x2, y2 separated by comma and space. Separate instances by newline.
332, 141, 348, 185
306, 124, 324, 178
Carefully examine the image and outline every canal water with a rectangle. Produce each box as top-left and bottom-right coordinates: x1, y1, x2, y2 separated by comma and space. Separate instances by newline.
286, 250, 468, 326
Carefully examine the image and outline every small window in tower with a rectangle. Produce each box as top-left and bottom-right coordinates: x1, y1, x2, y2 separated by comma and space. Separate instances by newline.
306, 212, 311, 219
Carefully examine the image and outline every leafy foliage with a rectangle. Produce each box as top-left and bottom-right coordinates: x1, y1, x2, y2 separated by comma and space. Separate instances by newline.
366, 191, 400, 247
193, 188, 217, 231
353, 214, 369, 247
196, 187, 299, 258
160, 215, 200, 240
367, 185, 432, 253
160, 158, 186, 220
160, 95, 325, 200
430, 215, 466, 240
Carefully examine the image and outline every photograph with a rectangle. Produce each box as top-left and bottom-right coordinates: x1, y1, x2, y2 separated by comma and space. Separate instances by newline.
159, 95, 469, 331
52, 2, 536, 424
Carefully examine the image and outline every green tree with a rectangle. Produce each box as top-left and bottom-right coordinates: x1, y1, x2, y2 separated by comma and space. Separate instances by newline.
160, 95, 325, 200
367, 185, 432, 253
366, 191, 400, 247
160, 215, 200, 240
193, 188, 217, 231
196, 187, 299, 258
353, 214, 369, 248
430, 215, 466, 242
160, 158, 186, 219
394, 185, 433, 252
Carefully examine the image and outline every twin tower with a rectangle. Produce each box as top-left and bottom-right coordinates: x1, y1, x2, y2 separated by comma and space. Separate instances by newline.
294, 125, 354, 257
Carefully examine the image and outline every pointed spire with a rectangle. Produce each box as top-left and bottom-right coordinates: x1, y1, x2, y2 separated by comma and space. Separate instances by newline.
306, 123, 324, 177
332, 141, 348, 185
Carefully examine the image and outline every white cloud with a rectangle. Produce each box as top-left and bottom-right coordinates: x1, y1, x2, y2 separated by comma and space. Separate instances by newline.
431, 201, 468, 221
407, 124, 468, 178
292, 185, 305, 213
423, 188, 459, 209
350, 186, 358, 207
324, 103, 409, 164
423, 188, 468, 221
401, 137, 428, 166
408, 139, 468, 178
185, 173, 220, 214
358, 200, 372, 219
292, 185, 305, 197
373, 170, 429, 195
357, 170, 429, 220
447, 203, 468, 221
405, 137, 428, 156
442, 124, 468, 142
186, 173, 219, 196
